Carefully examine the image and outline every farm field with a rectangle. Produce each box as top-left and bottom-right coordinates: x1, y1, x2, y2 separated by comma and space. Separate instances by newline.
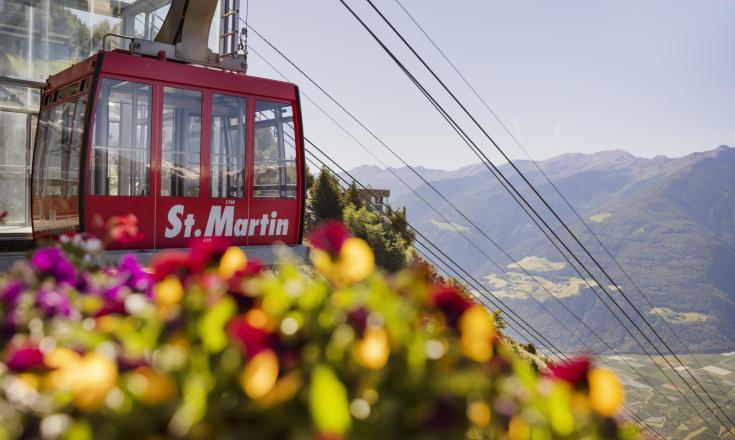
602, 353, 735, 438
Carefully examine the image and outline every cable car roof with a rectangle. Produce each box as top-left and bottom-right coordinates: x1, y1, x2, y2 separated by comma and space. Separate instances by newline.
44, 50, 298, 102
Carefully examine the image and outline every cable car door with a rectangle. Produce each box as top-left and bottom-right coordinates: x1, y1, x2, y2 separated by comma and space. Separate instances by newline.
249, 99, 300, 246
86, 78, 156, 249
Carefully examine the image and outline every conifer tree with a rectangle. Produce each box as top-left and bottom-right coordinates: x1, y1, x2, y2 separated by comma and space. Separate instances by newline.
308, 167, 345, 227
388, 206, 414, 245
344, 181, 364, 209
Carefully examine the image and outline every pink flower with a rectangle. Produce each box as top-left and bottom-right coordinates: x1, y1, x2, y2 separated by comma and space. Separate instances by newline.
308, 221, 351, 256
107, 214, 144, 244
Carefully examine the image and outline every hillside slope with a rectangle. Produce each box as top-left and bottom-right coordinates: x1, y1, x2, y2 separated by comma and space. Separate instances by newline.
351, 146, 735, 353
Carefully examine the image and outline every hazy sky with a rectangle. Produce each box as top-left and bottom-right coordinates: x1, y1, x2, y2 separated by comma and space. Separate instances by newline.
243, 0, 734, 170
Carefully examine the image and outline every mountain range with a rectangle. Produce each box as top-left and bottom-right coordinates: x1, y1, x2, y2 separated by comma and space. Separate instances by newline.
345, 145, 735, 353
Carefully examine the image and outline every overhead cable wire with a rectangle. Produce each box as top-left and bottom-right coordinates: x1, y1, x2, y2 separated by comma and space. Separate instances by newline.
356, 0, 735, 428
335, 0, 730, 429
300, 137, 662, 438
247, 36, 707, 427
390, 0, 729, 386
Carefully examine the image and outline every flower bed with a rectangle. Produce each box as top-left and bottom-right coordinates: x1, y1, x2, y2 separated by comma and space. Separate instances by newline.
0, 222, 639, 439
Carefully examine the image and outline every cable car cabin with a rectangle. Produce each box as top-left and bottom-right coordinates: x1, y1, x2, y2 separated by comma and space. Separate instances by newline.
31, 49, 305, 250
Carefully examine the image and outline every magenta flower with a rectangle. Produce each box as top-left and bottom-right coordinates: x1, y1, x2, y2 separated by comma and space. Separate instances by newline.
37, 288, 72, 317
119, 255, 153, 295
0, 280, 25, 304
31, 248, 76, 284
6, 346, 46, 372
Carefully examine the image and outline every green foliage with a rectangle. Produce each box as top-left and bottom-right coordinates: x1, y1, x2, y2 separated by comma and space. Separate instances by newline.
386, 206, 414, 245
307, 167, 345, 227
344, 181, 364, 210
343, 205, 409, 272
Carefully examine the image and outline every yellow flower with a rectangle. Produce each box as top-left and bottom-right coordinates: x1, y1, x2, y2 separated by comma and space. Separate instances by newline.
257, 371, 302, 408
241, 350, 280, 400
49, 352, 118, 411
130, 367, 178, 406
312, 238, 375, 286
588, 368, 624, 417
355, 327, 390, 370
154, 276, 184, 306
459, 306, 496, 362
508, 416, 530, 440
467, 400, 491, 428
219, 247, 247, 279
338, 238, 375, 284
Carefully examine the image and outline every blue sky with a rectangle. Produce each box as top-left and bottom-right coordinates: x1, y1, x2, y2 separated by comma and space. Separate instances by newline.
242, 0, 733, 170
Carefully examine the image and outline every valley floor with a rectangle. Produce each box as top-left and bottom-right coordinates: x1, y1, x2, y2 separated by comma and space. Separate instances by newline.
602, 353, 735, 439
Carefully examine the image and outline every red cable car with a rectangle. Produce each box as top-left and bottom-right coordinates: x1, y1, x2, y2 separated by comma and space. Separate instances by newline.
30, 1, 305, 250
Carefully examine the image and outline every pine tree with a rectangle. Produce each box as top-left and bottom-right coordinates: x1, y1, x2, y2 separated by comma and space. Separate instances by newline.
344, 181, 364, 209
307, 167, 345, 227
388, 206, 414, 245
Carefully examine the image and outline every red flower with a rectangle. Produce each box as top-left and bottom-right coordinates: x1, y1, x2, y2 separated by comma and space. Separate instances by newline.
107, 214, 144, 244
187, 237, 231, 273
6, 346, 47, 372
150, 250, 190, 282
228, 260, 266, 296
547, 355, 591, 386
308, 221, 351, 256
0, 211, 7, 223
432, 284, 473, 328
347, 307, 369, 337
227, 317, 274, 358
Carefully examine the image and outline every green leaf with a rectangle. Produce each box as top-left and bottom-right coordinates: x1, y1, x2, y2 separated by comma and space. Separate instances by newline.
61, 422, 92, 440
198, 296, 236, 353
309, 365, 352, 434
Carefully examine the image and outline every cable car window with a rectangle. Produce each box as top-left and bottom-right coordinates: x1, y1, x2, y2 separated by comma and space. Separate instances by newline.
254, 100, 297, 198
90, 79, 152, 196
40, 101, 74, 198
162, 87, 202, 197
32, 109, 50, 198
68, 95, 87, 197
211, 94, 246, 198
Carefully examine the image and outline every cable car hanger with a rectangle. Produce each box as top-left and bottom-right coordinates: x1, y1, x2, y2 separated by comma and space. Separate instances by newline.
113, 0, 248, 72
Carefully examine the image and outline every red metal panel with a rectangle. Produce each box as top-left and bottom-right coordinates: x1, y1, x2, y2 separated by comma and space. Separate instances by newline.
45, 55, 98, 91
100, 51, 297, 101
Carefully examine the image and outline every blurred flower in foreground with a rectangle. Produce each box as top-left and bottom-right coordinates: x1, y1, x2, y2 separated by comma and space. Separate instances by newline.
309, 222, 374, 286
31, 248, 76, 284
459, 305, 496, 362
0, 210, 8, 223
5, 346, 46, 372
589, 368, 624, 417
0, 224, 639, 439
433, 284, 473, 329
548, 355, 592, 386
